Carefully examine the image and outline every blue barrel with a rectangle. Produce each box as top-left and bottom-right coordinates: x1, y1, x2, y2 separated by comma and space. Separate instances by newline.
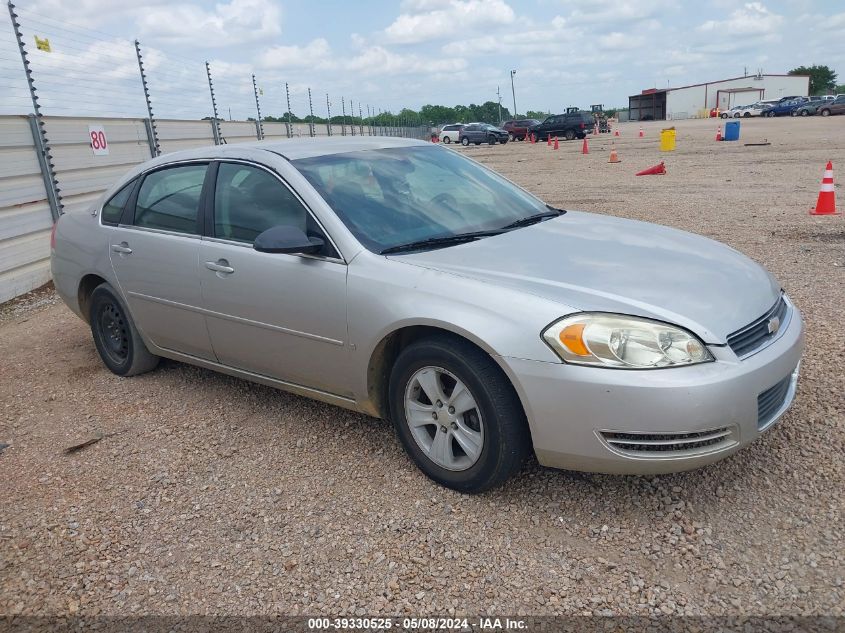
724, 120, 740, 141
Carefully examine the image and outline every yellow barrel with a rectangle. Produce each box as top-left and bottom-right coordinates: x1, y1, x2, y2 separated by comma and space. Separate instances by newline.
660, 127, 676, 152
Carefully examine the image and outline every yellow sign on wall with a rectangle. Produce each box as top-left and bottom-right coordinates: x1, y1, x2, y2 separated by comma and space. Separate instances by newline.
34, 36, 51, 52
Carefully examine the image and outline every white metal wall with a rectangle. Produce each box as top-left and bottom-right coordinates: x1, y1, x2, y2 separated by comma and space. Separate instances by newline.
0, 116, 54, 304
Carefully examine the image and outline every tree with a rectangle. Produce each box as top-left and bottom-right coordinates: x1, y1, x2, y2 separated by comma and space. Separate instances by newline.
836, 84, 845, 94
788, 65, 837, 95
525, 110, 549, 120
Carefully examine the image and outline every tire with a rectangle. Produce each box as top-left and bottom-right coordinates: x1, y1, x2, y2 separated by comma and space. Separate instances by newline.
443, 135, 451, 144
474, 142, 481, 146
743, 112, 751, 117
720, 113, 729, 119
564, 129, 575, 141
487, 136, 496, 145
791, 110, 798, 117
499, 139, 508, 144
461, 136, 469, 146
767, 111, 775, 117
89, 282, 159, 377
507, 133, 514, 142
800, 110, 809, 117
820, 109, 830, 117
733, 113, 740, 118
389, 335, 530, 493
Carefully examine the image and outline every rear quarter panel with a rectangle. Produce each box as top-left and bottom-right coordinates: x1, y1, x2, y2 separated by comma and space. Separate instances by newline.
51, 206, 115, 319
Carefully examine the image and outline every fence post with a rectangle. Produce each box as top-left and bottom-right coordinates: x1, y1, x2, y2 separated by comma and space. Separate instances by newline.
205, 61, 225, 144
9, 2, 62, 220
308, 88, 315, 138
285, 82, 292, 138
142, 119, 158, 157
358, 102, 364, 136
252, 74, 264, 140
134, 40, 160, 156
341, 97, 347, 136
326, 94, 332, 136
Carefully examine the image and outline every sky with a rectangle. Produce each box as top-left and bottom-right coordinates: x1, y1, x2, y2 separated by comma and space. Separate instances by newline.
0, 0, 843, 120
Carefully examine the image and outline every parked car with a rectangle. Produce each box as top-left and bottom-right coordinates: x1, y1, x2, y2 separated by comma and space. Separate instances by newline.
459, 123, 508, 146
720, 104, 748, 118
501, 119, 540, 141
791, 99, 829, 116
762, 97, 809, 117
529, 111, 595, 141
818, 95, 845, 116
439, 124, 464, 144
51, 138, 804, 493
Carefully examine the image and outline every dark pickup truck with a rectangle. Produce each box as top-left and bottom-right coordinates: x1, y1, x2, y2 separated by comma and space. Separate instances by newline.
528, 111, 595, 141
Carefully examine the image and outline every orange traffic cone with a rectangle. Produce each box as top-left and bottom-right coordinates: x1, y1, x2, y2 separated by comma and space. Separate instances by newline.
715, 125, 722, 142
614, 129, 620, 137
639, 127, 644, 138
553, 136, 559, 150
547, 134, 551, 146
810, 161, 838, 215
581, 137, 589, 154
530, 133, 536, 144
608, 144, 620, 163
635, 161, 666, 176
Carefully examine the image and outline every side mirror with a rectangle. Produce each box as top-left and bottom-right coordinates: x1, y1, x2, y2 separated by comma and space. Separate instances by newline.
253, 225, 324, 255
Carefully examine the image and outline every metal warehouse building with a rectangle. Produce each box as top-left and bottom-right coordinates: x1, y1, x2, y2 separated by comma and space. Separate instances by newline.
628, 74, 810, 121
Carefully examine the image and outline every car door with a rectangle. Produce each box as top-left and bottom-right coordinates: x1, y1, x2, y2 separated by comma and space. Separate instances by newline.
198, 160, 351, 396
108, 162, 217, 360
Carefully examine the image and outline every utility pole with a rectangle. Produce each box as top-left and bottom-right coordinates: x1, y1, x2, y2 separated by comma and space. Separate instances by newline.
497, 86, 502, 123
510, 70, 517, 118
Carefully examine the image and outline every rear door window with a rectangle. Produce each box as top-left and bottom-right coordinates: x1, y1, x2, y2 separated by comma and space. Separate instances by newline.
134, 164, 207, 235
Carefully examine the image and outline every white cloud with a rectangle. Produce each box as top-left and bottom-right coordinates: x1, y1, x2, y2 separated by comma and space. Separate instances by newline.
384, 0, 516, 44
598, 32, 645, 51
258, 39, 332, 69
137, 0, 282, 46
343, 46, 467, 75
562, 0, 676, 26
698, 2, 784, 36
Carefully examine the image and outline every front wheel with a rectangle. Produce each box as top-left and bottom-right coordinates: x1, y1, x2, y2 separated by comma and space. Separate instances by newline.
801, 110, 809, 117
767, 111, 775, 117
720, 113, 729, 119
460, 136, 469, 146
820, 109, 830, 117
507, 133, 514, 142
443, 135, 451, 144
389, 336, 530, 493
564, 129, 576, 141
487, 136, 496, 145
743, 112, 751, 117
89, 283, 159, 376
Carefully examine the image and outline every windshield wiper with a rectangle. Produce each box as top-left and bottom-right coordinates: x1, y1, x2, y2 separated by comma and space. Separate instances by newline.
380, 230, 503, 255
498, 206, 566, 231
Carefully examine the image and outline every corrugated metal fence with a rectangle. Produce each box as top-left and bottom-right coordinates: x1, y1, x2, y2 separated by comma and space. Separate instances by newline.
0, 114, 428, 303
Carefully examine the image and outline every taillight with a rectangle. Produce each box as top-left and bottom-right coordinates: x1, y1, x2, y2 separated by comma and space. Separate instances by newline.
50, 221, 57, 250
580, 122, 585, 129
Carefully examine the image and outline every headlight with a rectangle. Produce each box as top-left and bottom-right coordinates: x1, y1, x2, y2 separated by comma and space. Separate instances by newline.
542, 313, 714, 368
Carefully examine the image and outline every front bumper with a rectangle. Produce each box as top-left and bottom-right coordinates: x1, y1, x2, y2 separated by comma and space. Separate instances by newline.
501, 306, 804, 474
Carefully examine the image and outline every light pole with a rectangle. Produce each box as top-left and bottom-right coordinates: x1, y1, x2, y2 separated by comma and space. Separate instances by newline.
496, 86, 502, 123
510, 69, 517, 118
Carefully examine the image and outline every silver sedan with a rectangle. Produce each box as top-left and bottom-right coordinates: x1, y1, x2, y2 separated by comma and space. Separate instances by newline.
51, 137, 804, 492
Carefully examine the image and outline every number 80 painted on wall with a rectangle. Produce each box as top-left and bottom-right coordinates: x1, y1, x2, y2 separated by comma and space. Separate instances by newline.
88, 125, 109, 156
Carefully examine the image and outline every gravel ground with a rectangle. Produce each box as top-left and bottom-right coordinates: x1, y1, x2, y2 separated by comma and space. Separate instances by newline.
1, 116, 843, 619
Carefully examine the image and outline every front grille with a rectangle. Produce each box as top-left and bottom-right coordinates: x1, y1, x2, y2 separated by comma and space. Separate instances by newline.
727, 297, 789, 358
757, 374, 792, 430
599, 427, 734, 457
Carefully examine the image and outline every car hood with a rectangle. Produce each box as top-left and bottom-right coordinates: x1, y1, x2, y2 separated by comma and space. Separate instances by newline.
390, 211, 781, 344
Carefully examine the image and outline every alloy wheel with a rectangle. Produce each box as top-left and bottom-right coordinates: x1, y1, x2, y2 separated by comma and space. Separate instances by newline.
404, 366, 484, 471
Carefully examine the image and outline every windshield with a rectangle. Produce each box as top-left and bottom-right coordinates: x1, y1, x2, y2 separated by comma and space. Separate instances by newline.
292, 145, 549, 253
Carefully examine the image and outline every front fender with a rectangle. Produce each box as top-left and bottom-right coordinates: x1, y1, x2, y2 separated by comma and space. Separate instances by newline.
346, 253, 569, 408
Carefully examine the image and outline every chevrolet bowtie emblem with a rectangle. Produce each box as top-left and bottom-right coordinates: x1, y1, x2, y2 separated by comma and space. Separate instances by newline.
767, 316, 780, 335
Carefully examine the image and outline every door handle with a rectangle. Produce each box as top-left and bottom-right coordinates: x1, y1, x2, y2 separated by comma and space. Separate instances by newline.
205, 260, 234, 274
111, 242, 132, 254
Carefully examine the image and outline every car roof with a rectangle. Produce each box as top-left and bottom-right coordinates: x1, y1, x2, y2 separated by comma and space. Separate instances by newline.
141, 136, 430, 166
